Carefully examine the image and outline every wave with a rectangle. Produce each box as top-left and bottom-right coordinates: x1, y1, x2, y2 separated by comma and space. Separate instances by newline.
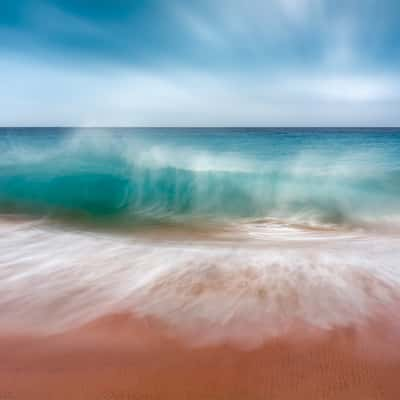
0, 130, 400, 230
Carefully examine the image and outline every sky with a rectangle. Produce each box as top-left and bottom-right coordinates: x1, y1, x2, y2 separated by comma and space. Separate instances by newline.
0, 0, 400, 126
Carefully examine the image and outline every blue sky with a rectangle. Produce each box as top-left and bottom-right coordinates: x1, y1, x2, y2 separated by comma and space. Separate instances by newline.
1, 0, 400, 126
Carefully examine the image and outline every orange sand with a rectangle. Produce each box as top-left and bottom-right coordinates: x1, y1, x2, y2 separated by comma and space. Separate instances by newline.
1, 313, 400, 400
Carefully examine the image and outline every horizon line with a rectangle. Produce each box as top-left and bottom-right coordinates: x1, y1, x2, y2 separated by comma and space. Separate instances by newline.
1, 126, 400, 130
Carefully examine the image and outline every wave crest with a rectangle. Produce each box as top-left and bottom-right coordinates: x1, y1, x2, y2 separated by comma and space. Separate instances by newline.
0, 130, 399, 229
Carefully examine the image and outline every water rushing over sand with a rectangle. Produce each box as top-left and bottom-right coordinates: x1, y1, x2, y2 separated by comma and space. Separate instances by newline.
1, 215, 399, 347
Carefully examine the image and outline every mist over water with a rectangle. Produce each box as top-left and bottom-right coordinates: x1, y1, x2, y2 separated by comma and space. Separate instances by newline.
1, 128, 400, 340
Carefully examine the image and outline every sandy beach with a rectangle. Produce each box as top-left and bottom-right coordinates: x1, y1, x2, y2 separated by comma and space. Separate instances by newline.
1, 312, 400, 400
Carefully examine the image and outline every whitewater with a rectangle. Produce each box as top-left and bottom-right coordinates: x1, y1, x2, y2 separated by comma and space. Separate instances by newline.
1, 127, 400, 345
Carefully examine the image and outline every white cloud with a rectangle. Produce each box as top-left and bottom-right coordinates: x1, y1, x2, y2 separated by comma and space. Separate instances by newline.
1, 55, 399, 127
281, 75, 400, 102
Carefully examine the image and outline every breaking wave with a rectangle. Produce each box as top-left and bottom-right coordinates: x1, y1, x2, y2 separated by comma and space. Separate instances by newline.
0, 129, 400, 231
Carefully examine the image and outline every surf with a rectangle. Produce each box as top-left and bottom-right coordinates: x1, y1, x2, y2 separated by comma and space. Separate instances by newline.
0, 128, 400, 232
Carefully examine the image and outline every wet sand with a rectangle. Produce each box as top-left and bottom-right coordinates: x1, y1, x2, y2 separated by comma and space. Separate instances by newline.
1, 313, 400, 400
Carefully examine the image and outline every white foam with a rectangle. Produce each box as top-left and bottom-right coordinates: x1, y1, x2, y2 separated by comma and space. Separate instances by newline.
0, 216, 399, 344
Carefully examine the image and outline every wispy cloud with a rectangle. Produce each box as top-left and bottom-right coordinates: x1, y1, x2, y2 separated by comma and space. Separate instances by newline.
31, 4, 103, 39
276, 0, 322, 23
174, 5, 227, 47
1, 55, 399, 126
0, 0, 399, 125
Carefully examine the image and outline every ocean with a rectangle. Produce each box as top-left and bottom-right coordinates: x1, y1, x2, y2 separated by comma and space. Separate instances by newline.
1, 127, 400, 343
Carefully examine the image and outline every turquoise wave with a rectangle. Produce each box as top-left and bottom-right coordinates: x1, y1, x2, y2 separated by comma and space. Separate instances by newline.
1, 130, 400, 227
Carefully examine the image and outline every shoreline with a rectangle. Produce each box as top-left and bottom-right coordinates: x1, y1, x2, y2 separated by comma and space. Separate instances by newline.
1, 312, 400, 400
